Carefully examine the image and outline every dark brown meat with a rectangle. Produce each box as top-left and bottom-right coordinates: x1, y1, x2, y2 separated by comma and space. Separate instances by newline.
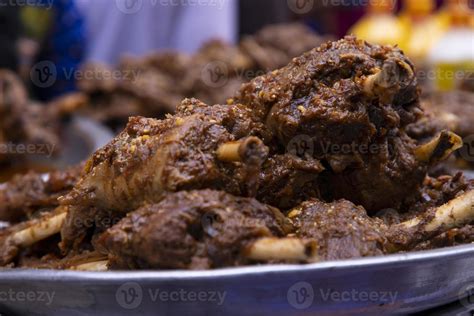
60, 99, 270, 251
234, 36, 426, 213
97, 190, 292, 270
0, 166, 82, 222
412, 225, 474, 250
416, 91, 474, 139
402, 173, 474, 221
258, 154, 323, 209
0, 70, 60, 162
409, 91, 474, 171
240, 23, 331, 71
289, 199, 386, 260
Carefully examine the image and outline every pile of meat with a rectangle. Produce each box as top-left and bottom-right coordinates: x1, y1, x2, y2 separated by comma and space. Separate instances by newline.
2, 36, 474, 271
0, 70, 61, 165
72, 23, 330, 130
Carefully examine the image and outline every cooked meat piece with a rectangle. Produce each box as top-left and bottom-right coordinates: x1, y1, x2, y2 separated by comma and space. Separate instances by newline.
183, 39, 255, 106
234, 36, 446, 213
258, 154, 323, 209
419, 91, 474, 139
60, 99, 270, 251
0, 70, 60, 162
403, 173, 474, 219
375, 173, 474, 226
96, 190, 293, 270
0, 165, 82, 222
0, 207, 67, 266
412, 225, 474, 250
407, 90, 474, 171
289, 199, 386, 260
235, 36, 420, 143
241, 23, 331, 71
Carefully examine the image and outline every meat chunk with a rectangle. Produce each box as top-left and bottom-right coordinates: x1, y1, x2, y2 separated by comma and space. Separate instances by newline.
234, 36, 437, 213
60, 99, 270, 250
289, 199, 386, 260
0, 70, 60, 163
240, 23, 331, 71
97, 190, 292, 270
0, 166, 82, 222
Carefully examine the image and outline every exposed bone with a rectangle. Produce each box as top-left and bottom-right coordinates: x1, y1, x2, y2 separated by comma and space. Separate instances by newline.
217, 137, 267, 163
10, 210, 67, 248
245, 237, 318, 262
70, 260, 109, 271
217, 141, 241, 162
362, 59, 414, 103
388, 190, 474, 251
414, 131, 463, 164
401, 190, 474, 232
362, 69, 384, 95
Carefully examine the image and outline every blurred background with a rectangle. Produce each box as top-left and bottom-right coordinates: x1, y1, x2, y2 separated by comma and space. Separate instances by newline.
0, 0, 472, 179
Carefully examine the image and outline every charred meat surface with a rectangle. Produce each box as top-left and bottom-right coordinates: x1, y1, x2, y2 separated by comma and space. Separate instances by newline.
97, 190, 292, 270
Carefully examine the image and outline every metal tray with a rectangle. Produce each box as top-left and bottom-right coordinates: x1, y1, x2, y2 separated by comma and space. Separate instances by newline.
1, 245, 474, 316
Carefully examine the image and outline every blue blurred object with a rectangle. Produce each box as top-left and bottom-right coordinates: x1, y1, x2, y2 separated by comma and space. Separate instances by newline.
33, 0, 86, 101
